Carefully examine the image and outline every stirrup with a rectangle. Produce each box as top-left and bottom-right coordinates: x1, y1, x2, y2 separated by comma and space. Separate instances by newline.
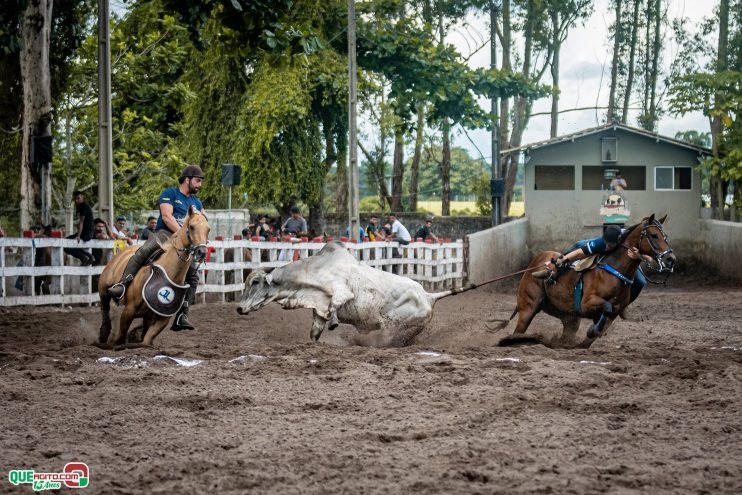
107, 282, 126, 301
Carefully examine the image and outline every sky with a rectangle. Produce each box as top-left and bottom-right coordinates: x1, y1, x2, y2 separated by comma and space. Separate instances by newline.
447, 0, 718, 162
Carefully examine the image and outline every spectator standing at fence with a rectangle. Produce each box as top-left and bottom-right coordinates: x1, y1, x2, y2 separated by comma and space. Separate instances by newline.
366, 215, 385, 241
254, 214, 272, 240
415, 219, 440, 243
107, 164, 206, 332
92, 218, 114, 266
64, 190, 95, 266
387, 213, 411, 245
281, 206, 308, 237
0, 225, 5, 237
140, 216, 157, 240
111, 216, 134, 245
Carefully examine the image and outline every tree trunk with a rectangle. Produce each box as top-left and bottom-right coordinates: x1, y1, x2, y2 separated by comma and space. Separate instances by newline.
503, 0, 535, 215
607, 0, 622, 123
710, 0, 729, 219
335, 156, 348, 216
621, 0, 641, 123
499, 0, 511, 155
20, 0, 54, 230
642, 0, 652, 116
549, 8, 560, 138
440, 121, 451, 216
409, 107, 425, 212
310, 122, 337, 234
390, 128, 405, 212
647, 0, 661, 131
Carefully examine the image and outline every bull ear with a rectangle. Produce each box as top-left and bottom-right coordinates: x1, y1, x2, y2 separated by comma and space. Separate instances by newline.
658, 214, 667, 224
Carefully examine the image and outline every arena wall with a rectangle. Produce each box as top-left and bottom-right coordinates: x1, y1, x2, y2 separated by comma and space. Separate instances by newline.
696, 219, 742, 282
466, 218, 530, 286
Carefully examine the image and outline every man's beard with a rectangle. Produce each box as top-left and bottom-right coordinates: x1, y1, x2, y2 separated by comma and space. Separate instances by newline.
188, 180, 201, 195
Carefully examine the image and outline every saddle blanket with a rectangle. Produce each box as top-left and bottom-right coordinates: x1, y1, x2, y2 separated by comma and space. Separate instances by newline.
142, 265, 189, 317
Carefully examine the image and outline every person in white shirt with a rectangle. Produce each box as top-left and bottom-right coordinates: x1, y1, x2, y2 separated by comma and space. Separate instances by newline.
111, 216, 134, 245
388, 213, 411, 245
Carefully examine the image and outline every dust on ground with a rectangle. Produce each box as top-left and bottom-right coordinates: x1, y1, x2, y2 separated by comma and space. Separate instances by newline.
1, 273, 741, 494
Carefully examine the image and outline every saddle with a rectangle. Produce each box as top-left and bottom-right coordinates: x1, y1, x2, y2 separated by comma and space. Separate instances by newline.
142, 264, 189, 317
572, 254, 599, 272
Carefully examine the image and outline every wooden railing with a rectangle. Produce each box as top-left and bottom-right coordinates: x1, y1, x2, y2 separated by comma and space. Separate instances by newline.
0, 238, 464, 306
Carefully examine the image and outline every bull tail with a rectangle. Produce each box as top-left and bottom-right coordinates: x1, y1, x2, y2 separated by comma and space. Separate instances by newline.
428, 283, 477, 303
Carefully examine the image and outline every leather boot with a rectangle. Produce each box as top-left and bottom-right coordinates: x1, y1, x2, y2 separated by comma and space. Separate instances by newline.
107, 273, 134, 301
171, 301, 195, 331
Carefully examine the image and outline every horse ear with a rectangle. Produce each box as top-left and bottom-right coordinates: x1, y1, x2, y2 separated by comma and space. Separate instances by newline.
648, 213, 655, 223
658, 214, 667, 224
188, 205, 196, 218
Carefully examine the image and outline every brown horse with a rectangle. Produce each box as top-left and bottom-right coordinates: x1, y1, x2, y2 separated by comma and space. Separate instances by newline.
97, 206, 209, 347
502, 214, 675, 348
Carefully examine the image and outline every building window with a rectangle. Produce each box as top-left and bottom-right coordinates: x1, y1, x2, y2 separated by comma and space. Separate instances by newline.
582, 166, 646, 190
655, 166, 692, 191
602, 137, 618, 162
534, 165, 575, 190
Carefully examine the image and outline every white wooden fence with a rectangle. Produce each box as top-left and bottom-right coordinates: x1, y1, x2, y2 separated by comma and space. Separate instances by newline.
0, 237, 464, 306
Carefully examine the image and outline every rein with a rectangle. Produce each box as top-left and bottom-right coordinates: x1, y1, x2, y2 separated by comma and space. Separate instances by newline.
174, 223, 208, 266
617, 220, 674, 285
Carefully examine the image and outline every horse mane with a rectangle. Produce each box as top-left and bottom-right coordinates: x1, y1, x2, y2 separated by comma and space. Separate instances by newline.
618, 222, 640, 243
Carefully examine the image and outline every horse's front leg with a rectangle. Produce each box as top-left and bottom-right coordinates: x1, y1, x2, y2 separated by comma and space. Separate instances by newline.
585, 298, 615, 339
142, 316, 170, 346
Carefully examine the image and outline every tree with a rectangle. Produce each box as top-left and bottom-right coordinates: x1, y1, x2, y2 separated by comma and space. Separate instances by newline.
606, 0, 622, 123
670, 0, 742, 220
0, 0, 90, 229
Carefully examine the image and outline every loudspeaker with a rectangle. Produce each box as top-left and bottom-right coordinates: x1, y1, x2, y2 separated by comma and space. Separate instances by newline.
31, 135, 53, 164
221, 163, 241, 186
491, 178, 505, 198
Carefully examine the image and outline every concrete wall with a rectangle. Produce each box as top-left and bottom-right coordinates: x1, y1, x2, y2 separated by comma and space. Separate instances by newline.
525, 128, 703, 252
466, 218, 530, 286
696, 219, 742, 282
322, 213, 491, 241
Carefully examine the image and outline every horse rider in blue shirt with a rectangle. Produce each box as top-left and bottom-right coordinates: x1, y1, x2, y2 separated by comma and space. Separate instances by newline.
107, 165, 206, 331
533, 225, 649, 305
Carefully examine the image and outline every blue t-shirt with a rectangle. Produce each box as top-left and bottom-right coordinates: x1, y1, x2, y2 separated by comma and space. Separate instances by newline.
580, 237, 609, 255
155, 187, 203, 233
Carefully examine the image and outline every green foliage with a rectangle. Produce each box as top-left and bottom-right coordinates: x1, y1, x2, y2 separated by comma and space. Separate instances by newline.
472, 172, 491, 217
670, 70, 742, 182
405, 144, 488, 200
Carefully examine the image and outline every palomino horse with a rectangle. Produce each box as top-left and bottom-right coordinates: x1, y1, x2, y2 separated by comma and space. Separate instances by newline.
97, 206, 209, 347
503, 214, 675, 348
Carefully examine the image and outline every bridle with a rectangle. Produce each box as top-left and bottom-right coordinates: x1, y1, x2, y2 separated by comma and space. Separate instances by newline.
176, 221, 208, 265
636, 219, 674, 285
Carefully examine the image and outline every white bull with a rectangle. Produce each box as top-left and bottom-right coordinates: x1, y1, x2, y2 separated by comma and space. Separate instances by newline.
236, 241, 463, 346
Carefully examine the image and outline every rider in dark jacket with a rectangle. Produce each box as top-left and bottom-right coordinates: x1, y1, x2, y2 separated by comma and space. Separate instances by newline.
106, 165, 206, 331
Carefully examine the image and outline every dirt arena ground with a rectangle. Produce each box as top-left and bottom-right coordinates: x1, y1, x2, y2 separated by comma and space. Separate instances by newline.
1, 273, 741, 494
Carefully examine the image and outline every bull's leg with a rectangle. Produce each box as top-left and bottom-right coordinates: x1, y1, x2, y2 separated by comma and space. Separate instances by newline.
99, 294, 113, 345
142, 317, 170, 346
327, 284, 355, 330
310, 312, 328, 341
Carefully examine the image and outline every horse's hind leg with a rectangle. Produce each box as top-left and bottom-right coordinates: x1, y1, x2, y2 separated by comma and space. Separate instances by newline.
99, 294, 113, 344
513, 281, 545, 335
142, 317, 170, 346
559, 316, 581, 347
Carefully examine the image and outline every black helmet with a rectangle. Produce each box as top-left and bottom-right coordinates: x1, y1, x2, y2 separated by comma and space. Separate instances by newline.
179, 164, 204, 180
603, 225, 621, 244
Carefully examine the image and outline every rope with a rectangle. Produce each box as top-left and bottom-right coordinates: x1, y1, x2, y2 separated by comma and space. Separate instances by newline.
470, 265, 543, 288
